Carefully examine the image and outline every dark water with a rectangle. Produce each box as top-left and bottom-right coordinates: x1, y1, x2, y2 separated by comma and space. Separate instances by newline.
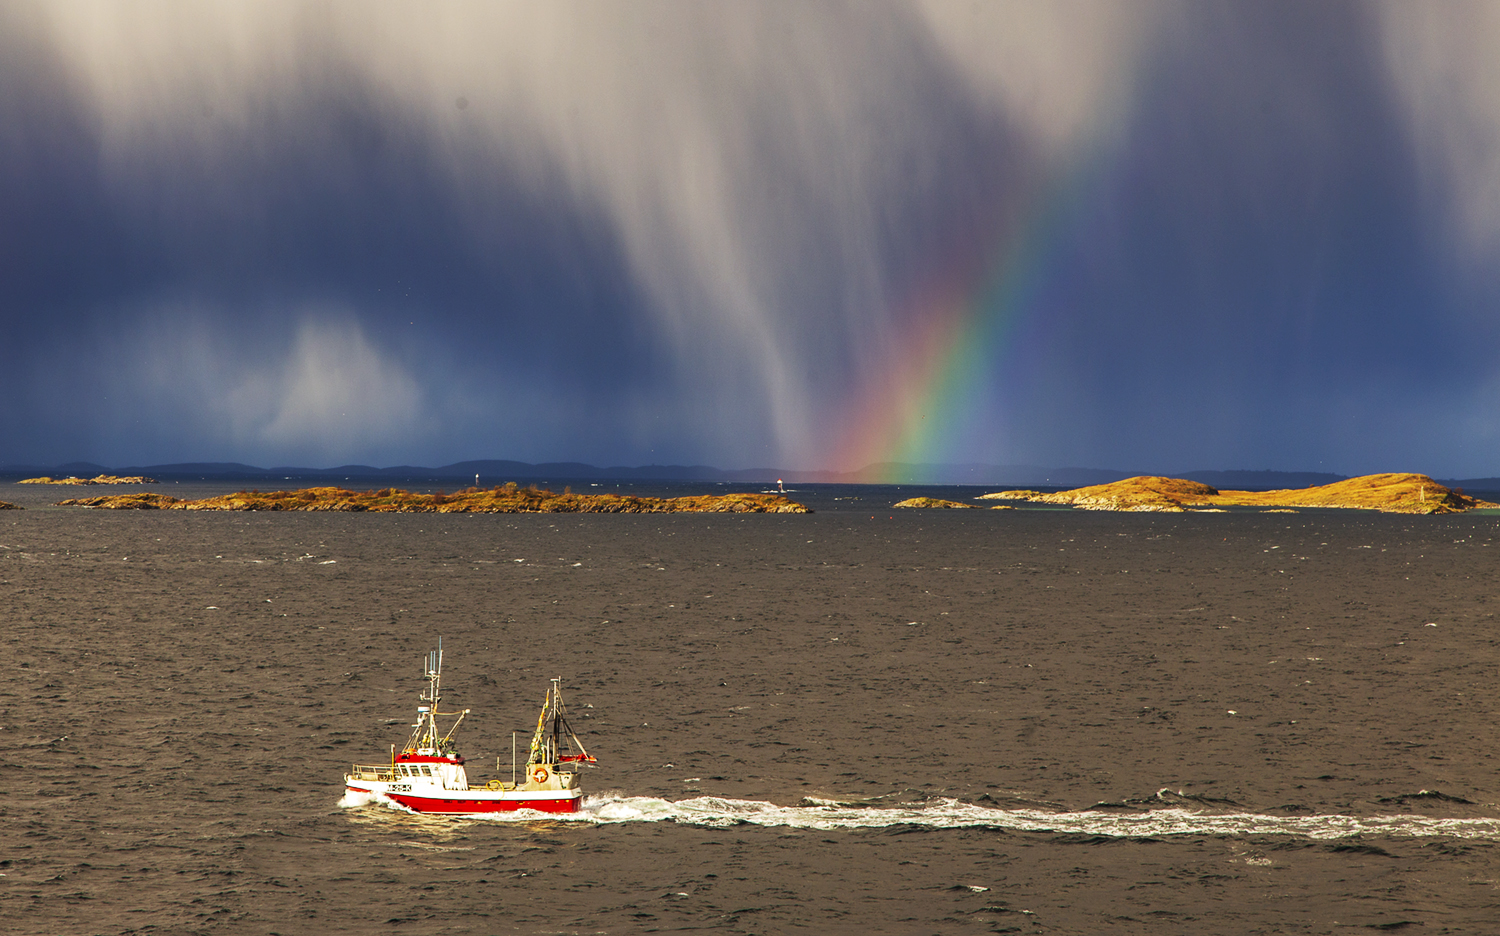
5, 481, 1500, 933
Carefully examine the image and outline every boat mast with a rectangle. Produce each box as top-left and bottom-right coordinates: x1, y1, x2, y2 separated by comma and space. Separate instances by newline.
550, 677, 561, 764
405, 639, 470, 756
526, 682, 551, 765
407, 638, 451, 753
524, 678, 594, 766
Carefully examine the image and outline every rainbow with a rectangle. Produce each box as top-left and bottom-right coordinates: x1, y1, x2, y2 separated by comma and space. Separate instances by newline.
826, 160, 1098, 482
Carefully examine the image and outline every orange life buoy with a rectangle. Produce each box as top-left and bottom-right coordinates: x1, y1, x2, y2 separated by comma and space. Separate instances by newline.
530, 765, 549, 784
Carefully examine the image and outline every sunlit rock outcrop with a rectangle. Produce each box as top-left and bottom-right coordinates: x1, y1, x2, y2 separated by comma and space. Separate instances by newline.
19, 475, 158, 485
57, 485, 811, 514
979, 473, 1492, 514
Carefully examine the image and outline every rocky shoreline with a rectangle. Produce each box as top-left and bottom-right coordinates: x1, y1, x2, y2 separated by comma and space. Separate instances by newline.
55, 484, 811, 514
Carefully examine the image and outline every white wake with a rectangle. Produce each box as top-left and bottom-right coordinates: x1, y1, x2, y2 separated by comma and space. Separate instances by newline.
342, 790, 1500, 840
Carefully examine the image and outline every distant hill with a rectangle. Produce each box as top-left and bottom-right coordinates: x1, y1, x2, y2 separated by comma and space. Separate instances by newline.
1443, 477, 1500, 495
0, 460, 1490, 491
831, 463, 1135, 486
1178, 469, 1348, 491
2, 460, 1134, 485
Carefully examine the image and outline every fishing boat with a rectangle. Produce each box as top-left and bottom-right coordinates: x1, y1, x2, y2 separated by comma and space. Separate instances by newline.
344, 641, 596, 814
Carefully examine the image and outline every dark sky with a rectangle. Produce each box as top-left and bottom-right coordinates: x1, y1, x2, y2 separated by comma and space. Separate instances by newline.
2, 1, 1497, 476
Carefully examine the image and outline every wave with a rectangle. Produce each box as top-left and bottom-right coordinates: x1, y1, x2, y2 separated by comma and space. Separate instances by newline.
340, 791, 1500, 840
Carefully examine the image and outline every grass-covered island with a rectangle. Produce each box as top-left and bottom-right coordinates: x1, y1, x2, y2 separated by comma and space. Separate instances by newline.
56, 483, 811, 514
19, 474, 157, 485
894, 497, 1014, 510
980, 472, 1494, 514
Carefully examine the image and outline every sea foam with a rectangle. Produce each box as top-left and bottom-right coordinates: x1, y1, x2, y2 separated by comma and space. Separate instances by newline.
342, 791, 1500, 840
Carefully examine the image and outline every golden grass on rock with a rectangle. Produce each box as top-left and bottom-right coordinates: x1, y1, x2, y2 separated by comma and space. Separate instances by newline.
979, 473, 1493, 514
892, 497, 1016, 511
57, 492, 180, 509
893, 497, 977, 509
0, 500, 20, 510
57, 485, 812, 514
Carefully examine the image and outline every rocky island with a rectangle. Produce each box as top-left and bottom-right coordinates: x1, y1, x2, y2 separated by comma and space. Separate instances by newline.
894, 497, 1013, 510
56, 484, 811, 514
980, 473, 1493, 514
19, 475, 157, 485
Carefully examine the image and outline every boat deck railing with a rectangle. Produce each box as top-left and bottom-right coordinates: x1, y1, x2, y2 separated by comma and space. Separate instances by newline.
347, 765, 399, 782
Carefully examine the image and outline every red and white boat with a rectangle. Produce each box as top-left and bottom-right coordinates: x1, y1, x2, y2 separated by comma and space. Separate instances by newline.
344, 641, 596, 814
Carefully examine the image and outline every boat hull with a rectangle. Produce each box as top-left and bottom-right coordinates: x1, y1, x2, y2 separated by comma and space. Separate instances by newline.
347, 784, 583, 814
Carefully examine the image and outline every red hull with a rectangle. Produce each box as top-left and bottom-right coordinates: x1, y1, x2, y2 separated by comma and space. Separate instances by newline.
375, 789, 582, 814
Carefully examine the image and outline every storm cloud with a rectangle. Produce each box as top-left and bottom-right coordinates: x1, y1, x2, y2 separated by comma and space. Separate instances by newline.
1, 1, 1497, 475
